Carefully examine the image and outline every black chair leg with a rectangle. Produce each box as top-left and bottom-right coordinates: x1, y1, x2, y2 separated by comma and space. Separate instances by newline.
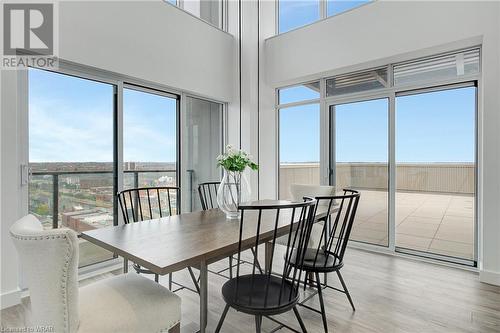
215, 304, 230, 333
188, 267, 201, 294
255, 315, 262, 333
154, 274, 159, 283
315, 272, 328, 333
169, 273, 172, 290
292, 306, 308, 333
229, 255, 233, 279
336, 270, 355, 311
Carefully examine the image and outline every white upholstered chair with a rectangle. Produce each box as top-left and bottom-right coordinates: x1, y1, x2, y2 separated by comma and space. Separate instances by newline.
276, 184, 336, 247
10, 215, 181, 333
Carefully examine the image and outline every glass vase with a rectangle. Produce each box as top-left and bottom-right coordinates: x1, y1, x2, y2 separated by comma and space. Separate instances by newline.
217, 170, 250, 219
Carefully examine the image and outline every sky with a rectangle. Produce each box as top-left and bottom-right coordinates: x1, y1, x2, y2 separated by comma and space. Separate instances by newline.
279, 0, 371, 33
279, 85, 475, 163
29, 68, 176, 163
29, 1, 475, 165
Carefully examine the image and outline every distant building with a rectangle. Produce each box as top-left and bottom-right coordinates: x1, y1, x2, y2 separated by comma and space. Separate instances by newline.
62, 209, 113, 232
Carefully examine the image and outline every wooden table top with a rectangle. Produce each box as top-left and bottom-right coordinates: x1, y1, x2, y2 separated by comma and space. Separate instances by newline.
81, 200, 331, 276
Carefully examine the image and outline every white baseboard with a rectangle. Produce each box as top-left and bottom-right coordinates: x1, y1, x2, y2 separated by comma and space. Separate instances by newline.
1, 288, 21, 310
479, 269, 500, 286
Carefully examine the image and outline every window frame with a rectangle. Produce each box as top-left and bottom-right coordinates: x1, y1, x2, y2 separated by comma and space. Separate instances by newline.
20, 60, 227, 274
275, 47, 481, 267
174, 0, 227, 32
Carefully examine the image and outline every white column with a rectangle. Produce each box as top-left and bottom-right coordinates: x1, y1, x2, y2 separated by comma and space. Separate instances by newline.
258, 0, 278, 200
0, 70, 24, 309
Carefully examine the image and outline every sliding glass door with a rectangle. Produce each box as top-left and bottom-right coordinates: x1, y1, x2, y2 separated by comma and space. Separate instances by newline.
395, 85, 476, 263
123, 86, 179, 213
28, 68, 116, 267
327, 85, 477, 264
184, 97, 223, 212
279, 103, 321, 200
330, 98, 389, 246
27, 67, 226, 270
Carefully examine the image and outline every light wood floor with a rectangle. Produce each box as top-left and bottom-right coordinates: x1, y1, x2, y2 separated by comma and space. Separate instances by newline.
2, 248, 500, 333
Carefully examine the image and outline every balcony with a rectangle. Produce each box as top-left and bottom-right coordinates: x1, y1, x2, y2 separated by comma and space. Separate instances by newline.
280, 163, 475, 260
29, 165, 178, 267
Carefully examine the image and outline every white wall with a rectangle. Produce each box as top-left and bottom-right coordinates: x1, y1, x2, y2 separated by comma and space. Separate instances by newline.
59, 0, 234, 102
0, 0, 234, 308
263, 1, 500, 285
0, 70, 23, 309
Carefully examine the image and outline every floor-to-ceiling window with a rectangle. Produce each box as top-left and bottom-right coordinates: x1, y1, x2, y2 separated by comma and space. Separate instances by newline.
122, 86, 179, 216
331, 98, 389, 246
395, 85, 476, 262
28, 68, 116, 267
184, 97, 223, 211
277, 48, 479, 266
278, 83, 321, 199
27, 66, 225, 269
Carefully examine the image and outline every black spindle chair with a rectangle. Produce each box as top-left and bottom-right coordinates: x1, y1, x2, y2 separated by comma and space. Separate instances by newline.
290, 189, 360, 333
198, 181, 220, 210
198, 182, 264, 278
117, 186, 201, 295
215, 198, 317, 333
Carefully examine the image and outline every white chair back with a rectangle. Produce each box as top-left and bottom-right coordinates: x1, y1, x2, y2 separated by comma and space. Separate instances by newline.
10, 215, 80, 333
290, 184, 336, 206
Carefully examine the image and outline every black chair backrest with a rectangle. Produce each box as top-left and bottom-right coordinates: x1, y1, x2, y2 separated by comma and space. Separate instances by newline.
117, 186, 180, 224
234, 198, 317, 306
198, 181, 220, 210
308, 189, 360, 268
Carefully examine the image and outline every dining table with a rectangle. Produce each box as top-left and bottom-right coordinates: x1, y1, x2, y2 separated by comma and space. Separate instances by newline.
81, 200, 333, 333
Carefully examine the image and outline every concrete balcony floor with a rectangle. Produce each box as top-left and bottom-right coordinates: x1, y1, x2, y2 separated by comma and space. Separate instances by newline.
351, 190, 475, 260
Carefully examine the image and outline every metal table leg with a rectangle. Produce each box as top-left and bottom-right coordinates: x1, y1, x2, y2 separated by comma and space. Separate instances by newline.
200, 260, 208, 333
123, 258, 128, 273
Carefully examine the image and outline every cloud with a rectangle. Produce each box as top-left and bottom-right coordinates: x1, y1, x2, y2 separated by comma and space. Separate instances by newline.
29, 92, 176, 163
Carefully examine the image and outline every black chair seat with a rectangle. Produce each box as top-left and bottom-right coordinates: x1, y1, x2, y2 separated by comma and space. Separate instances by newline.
289, 248, 343, 273
222, 274, 299, 316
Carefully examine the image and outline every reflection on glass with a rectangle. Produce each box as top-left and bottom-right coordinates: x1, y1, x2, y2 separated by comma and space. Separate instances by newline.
333, 98, 388, 246
279, 103, 320, 199
279, 0, 320, 33
396, 87, 476, 261
28, 68, 115, 267
184, 97, 223, 212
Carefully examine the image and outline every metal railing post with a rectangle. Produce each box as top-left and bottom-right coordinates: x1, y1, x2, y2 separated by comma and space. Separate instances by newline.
133, 171, 139, 220
52, 174, 59, 229
187, 169, 194, 212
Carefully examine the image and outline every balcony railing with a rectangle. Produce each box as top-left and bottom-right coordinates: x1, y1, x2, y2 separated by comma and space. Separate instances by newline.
30, 169, 178, 230
279, 162, 474, 200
